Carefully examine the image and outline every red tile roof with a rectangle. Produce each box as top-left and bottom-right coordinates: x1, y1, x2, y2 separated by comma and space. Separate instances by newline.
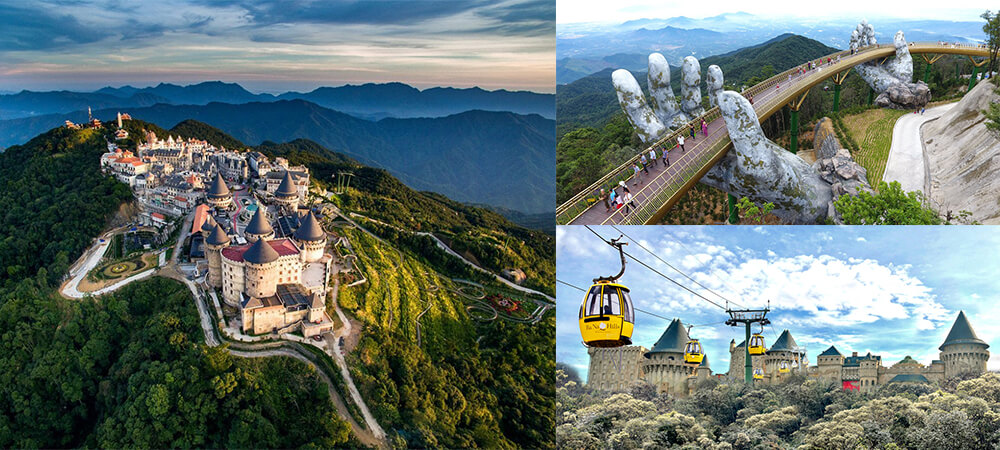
221, 238, 300, 262
191, 204, 211, 234
152, 212, 166, 220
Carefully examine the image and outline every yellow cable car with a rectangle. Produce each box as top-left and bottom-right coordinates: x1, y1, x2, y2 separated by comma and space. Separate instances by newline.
753, 368, 764, 379
684, 339, 704, 364
778, 361, 790, 373
578, 282, 634, 347
749, 333, 767, 355
578, 237, 634, 348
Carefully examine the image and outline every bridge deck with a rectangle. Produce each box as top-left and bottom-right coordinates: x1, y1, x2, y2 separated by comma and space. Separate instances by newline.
560, 43, 990, 225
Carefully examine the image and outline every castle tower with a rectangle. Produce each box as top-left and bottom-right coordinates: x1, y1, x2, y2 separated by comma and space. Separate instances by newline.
294, 210, 327, 263
764, 330, 807, 382
587, 346, 646, 391
274, 171, 300, 211
244, 207, 274, 242
939, 311, 990, 378
199, 214, 217, 239
206, 172, 233, 210
205, 223, 230, 288
816, 345, 845, 383
642, 319, 695, 395
243, 238, 281, 299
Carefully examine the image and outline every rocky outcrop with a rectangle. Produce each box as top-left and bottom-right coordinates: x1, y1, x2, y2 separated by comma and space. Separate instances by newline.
613, 68, 666, 143
922, 80, 1000, 223
808, 118, 874, 222
875, 82, 931, 110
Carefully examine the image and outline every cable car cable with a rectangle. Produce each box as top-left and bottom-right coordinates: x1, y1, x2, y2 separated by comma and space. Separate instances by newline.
558, 278, 674, 322
584, 226, 728, 311
611, 225, 744, 308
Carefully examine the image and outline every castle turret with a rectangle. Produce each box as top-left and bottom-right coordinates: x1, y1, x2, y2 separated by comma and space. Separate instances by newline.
939, 311, 990, 378
243, 238, 281, 299
244, 207, 274, 242
816, 345, 845, 383
274, 171, 300, 211
205, 223, 230, 288
206, 172, 233, 210
642, 319, 694, 395
294, 211, 327, 263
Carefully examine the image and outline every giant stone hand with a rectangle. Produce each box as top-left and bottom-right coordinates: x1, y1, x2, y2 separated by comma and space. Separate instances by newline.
850, 21, 928, 108
613, 56, 870, 223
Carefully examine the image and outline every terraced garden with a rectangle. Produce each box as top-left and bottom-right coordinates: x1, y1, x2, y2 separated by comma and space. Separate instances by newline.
841, 108, 910, 187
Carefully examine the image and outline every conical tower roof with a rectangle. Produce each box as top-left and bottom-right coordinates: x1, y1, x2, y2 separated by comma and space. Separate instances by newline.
294, 211, 326, 242
206, 223, 230, 246
200, 214, 216, 233
207, 172, 230, 199
245, 207, 273, 236
243, 237, 279, 264
275, 171, 297, 197
647, 319, 689, 354
767, 330, 799, 353
939, 311, 989, 350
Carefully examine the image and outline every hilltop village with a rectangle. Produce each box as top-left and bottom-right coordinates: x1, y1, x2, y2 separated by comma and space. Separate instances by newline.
587, 312, 989, 395
92, 112, 339, 337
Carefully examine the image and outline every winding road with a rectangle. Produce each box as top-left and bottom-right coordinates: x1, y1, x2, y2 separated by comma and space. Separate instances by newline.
883, 103, 957, 194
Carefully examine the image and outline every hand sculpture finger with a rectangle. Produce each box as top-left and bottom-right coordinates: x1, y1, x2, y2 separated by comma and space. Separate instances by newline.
889, 30, 913, 81
706, 65, 724, 108
613, 69, 666, 143
647, 53, 681, 126
680, 56, 704, 118
701, 91, 831, 223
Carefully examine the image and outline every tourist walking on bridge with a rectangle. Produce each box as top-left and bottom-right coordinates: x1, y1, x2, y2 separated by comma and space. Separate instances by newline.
701, 119, 708, 137
640, 153, 649, 174
649, 148, 657, 167
677, 135, 685, 153
622, 191, 634, 214
662, 147, 669, 167
689, 124, 696, 141
632, 163, 642, 186
601, 188, 610, 212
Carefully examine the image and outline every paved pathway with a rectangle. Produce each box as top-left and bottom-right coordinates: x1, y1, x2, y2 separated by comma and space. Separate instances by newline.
883, 103, 957, 194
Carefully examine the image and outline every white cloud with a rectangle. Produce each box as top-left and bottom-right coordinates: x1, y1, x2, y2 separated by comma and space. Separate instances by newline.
856, 237, 867, 242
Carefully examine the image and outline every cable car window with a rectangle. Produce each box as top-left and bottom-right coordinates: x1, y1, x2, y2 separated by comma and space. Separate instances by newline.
621, 290, 633, 322
603, 288, 620, 315
585, 286, 602, 316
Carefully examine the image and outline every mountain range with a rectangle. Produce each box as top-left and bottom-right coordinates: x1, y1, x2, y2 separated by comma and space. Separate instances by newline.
556, 13, 985, 84
0, 81, 554, 121
0, 100, 554, 216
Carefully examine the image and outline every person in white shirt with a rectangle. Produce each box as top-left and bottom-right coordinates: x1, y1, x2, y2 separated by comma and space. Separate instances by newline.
677, 135, 685, 152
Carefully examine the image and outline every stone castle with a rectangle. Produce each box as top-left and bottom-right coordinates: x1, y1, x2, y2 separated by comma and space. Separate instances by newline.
201, 190, 334, 338
587, 312, 989, 395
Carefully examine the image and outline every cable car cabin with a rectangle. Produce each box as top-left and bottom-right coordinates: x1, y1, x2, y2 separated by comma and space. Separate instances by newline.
778, 361, 790, 373
578, 282, 634, 347
749, 334, 767, 355
753, 368, 764, 380
684, 340, 704, 364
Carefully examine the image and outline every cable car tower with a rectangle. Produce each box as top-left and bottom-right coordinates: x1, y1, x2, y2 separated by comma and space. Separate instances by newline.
334, 171, 354, 194
725, 303, 771, 384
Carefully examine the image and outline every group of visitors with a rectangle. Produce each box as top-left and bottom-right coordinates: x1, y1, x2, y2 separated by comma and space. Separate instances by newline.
601, 181, 634, 214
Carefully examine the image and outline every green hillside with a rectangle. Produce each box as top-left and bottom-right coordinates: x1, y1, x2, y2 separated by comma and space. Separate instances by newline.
169, 119, 247, 149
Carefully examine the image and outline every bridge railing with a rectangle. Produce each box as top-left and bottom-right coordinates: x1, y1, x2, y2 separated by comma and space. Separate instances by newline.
555, 44, 890, 225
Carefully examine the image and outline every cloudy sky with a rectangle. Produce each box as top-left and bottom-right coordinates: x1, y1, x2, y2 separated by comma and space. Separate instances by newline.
557, 226, 1000, 382
0, 0, 554, 93
558, 1, 986, 24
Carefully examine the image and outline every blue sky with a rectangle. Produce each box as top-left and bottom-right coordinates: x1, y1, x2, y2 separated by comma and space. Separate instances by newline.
0, 0, 554, 93
557, 226, 1000, 382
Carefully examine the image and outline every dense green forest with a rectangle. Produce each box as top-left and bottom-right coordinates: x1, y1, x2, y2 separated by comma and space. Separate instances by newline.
0, 125, 356, 447
338, 229, 554, 448
0, 126, 132, 289
260, 141, 555, 295
0, 277, 350, 448
557, 365, 1000, 449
